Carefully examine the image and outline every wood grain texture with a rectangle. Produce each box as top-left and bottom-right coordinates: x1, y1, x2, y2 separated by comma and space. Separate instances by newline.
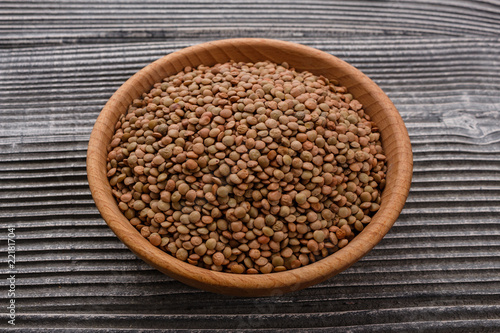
1, 0, 500, 331
87, 38, 413, 296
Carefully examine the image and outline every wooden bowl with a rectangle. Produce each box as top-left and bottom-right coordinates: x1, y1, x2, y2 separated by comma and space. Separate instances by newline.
87, 38, 413, 297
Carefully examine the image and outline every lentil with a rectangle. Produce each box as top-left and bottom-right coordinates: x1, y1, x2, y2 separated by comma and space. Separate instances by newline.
107, 60, 387, 274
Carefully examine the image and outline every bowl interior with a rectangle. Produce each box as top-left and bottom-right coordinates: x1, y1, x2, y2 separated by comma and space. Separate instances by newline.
87, 38, 413, 297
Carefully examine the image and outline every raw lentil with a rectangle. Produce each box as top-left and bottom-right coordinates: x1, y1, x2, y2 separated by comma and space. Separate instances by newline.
107, 60, 387, 274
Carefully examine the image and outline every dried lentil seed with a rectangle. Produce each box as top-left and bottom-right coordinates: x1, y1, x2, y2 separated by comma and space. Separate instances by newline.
107, 60, 387, 274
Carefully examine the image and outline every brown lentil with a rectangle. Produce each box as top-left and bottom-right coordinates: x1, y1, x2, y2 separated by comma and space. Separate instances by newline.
107, 60, 387, 274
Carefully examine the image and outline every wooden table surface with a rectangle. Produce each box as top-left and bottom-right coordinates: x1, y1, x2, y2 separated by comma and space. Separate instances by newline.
1, 1, 500, 331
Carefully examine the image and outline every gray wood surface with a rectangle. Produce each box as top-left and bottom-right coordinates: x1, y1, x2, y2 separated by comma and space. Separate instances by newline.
1, 0, 500, 331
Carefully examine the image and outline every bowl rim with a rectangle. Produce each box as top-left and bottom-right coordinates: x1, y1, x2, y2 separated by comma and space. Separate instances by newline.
87, 38, 413, 297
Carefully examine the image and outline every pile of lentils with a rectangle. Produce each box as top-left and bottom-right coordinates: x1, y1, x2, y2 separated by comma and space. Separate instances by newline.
106, 60, 387, 274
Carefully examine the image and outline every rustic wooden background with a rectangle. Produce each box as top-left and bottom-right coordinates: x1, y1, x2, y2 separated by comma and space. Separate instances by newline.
1, 0, 500, 331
